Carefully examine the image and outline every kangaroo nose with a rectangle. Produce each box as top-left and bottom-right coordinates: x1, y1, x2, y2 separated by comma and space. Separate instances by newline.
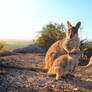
70, 35, 72, 39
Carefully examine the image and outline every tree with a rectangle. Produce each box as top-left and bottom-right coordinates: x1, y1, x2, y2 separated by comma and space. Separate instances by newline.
33, 22, 66, 52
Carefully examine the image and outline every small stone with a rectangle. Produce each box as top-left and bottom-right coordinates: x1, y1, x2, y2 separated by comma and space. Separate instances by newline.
86, 79, 92, 82
73, 88, 78, 91
52, 84, 55, 88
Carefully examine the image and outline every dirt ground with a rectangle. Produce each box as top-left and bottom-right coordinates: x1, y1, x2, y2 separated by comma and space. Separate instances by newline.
0, 53, 92, 92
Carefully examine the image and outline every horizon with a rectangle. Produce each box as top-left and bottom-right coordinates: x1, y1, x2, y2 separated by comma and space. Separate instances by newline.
0, 0, 92, 41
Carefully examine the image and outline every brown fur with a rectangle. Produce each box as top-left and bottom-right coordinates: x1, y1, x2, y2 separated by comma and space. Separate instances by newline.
48, 49, 81, 80
45, 21, 81, 69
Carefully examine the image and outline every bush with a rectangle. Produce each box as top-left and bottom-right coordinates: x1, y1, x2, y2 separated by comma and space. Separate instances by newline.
33, 23, 66, 52
0, 41, 5, 50
80, 40, 92, 50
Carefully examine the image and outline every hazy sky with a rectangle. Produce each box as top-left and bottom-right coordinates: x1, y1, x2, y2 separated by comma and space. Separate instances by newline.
0, 0, 92, 40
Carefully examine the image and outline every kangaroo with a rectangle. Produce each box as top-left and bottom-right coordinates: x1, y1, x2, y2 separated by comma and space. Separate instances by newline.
48, 49, 81, 80
45, 21, 81, 69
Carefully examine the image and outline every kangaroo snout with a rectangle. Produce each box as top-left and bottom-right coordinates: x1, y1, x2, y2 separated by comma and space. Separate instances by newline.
70, 34, 73, 39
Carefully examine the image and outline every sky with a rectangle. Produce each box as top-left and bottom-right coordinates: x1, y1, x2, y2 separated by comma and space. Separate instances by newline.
0, 0, 92, 40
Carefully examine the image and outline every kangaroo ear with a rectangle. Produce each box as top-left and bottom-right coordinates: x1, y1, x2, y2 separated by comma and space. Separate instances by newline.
67, 21, 72, 28
75, 22, 81, 30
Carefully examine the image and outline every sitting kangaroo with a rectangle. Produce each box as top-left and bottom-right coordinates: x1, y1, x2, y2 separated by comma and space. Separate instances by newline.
48, 49, 81, 80
45, 21, 81, 69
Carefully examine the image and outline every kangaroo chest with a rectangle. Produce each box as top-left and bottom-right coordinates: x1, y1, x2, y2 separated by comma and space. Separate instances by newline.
67, 39, 79, 50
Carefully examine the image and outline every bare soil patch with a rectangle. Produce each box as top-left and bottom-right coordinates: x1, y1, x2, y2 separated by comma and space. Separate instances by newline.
0, 53, 92, 92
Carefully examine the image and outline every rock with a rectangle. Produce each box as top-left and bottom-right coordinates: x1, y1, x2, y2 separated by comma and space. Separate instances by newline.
18, 87, 37, 92
73, 88, 79, 91
13, 45, 44, 53
0, 86, 6, 92
86, 79, 92, 82
0, 51, 16, 57
0, 53, 92, 92
0, 70, 9, 75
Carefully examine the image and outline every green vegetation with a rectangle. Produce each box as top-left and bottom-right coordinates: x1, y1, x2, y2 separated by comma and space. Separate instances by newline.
80, 39, 92, 50
33, 23, 66, 52
0, 41, 5, 50
0, 41, 10, 53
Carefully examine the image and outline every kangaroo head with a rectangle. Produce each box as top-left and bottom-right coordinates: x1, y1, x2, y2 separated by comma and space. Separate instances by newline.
69, 49, 82, 58
66, 21, 81, 39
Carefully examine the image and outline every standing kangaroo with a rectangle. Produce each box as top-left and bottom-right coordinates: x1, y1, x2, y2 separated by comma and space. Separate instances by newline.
45, 21, 81, 69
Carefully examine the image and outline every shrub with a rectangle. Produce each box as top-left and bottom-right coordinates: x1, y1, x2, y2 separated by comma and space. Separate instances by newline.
80, 40, 92, 50
0, 41, 5, 50
33, 23, 66, 52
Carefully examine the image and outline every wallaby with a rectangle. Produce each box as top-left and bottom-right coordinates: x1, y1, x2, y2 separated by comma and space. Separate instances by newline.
45, 21, 81, 69
48, 49, 81, 80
